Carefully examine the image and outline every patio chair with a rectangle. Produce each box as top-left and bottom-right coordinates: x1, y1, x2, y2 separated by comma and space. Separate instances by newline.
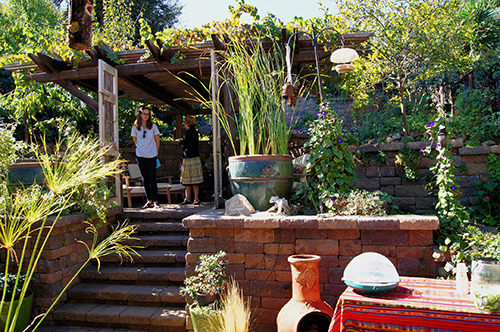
122, 163, 185, 207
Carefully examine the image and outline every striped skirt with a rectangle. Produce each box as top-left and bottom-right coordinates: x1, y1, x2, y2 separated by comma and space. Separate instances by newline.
180, 157, 203, 185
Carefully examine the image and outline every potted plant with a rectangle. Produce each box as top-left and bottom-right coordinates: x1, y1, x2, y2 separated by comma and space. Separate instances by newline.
181, 251, 228, 332
189, 278, 253, 332
178, 34, 302, 210
0, 271, 35, 332
181, 250, 228, 305
217, 35, 301, 210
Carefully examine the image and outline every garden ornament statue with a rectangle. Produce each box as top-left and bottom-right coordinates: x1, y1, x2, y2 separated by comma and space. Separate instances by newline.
266, 196, 291, 215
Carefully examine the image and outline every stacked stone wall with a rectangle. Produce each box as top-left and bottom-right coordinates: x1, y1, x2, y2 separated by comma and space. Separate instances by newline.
354, 140, 500, 214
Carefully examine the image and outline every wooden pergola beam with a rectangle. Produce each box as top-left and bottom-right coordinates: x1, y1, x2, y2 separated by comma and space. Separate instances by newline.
27, 53, 53, 74
37, 53, 73, 72
55, 80, 98, 111
145, 40, 167, 63
176, 71, 211, 102
124, 74, 193, 111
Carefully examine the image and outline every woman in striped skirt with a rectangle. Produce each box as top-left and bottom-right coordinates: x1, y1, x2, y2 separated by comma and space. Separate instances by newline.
180, 115, 203, 205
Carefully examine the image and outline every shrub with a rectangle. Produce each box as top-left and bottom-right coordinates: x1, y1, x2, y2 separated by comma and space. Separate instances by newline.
294, 102, 358, 212
325, 189, 391, 216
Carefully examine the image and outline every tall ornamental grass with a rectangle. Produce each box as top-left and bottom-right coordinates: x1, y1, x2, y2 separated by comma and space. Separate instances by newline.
0, 126, 140, 332
218, 35, 302, 156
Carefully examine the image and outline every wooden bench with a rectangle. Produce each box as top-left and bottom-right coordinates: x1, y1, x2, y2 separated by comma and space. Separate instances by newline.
122, 164, 185, 207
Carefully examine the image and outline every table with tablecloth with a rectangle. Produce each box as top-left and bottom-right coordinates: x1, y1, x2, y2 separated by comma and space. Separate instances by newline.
328, 277, 500, 332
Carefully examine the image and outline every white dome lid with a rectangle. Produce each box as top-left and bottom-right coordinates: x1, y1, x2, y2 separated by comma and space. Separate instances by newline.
330, 47, 359, 64
343, 252, 400, 285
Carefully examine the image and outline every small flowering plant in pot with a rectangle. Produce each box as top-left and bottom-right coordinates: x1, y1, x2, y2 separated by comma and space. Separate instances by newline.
180, 251, 228, 306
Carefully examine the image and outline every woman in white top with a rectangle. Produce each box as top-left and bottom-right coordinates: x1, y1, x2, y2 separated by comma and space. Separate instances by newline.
131, 106, 161, 209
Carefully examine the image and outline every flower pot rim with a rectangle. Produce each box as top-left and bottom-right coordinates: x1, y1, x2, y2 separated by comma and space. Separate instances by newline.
288, 254, 321, 263
229, 154, 293, 162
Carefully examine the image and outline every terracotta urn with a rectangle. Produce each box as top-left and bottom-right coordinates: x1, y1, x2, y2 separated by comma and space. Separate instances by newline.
277, 254, 333, 332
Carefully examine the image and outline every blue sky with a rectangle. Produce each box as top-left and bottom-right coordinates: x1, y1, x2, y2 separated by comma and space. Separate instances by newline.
177, 0, 338, 28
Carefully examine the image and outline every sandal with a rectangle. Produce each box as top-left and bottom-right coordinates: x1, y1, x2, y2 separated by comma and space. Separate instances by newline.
180, 200, 191, 205
142, 202, 153, 209
153, 202, 161, 209
193, 200, 200, 205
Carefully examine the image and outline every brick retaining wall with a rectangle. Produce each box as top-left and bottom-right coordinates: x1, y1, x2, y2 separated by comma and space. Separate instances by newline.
183, 211, 440, 332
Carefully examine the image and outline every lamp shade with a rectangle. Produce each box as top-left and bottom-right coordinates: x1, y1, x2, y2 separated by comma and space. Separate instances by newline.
334, 64, 355, 73
330, 47, 359, 64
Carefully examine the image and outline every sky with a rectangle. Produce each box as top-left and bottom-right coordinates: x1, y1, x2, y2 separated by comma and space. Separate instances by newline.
177, 0, 338, 29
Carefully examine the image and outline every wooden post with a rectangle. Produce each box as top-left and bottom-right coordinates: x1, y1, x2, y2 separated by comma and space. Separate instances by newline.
68, 0, 94, 50
211, 50, 223, 209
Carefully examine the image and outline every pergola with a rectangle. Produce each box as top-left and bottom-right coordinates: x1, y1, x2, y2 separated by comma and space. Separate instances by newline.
3, 32, 373, 207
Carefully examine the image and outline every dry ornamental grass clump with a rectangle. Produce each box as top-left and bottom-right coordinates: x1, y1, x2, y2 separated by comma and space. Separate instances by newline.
216, 278, 252, 332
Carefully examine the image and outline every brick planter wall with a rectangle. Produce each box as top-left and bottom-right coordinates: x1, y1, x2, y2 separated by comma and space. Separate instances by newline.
183, 211, 440, 332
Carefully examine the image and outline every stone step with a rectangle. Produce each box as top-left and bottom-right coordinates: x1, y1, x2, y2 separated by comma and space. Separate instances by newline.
68, 283, 185, 305
52, 302, 186, 332
131, 221, 187, 234
120, 203, 212, 222
99, 249, 187, 266
123, 234, 189, 249
80, 265, 185, 284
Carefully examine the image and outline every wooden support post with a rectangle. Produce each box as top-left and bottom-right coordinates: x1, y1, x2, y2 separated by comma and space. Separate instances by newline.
174, 115, 183, 139
211, 50, 223, 209
68, 0, 94, 50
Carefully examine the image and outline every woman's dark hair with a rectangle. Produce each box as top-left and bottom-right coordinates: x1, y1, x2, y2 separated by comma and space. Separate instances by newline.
135, 106, 153, 130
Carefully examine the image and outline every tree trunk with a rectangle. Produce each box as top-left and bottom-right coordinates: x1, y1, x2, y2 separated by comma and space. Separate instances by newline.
68, 0, 94, 50
399, 87, 408, 136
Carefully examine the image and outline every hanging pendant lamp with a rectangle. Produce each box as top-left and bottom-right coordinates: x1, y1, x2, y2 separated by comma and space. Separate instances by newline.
330, 47, 359, 73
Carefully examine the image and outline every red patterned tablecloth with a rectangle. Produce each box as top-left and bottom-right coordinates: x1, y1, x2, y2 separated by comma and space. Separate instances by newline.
328, 277, 500, 332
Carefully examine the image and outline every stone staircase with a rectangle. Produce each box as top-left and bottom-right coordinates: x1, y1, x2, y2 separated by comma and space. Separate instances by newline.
50, 206, 206, 332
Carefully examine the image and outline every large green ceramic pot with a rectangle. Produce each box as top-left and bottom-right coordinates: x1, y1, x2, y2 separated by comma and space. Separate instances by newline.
228, 154, 294, 211
0, 290, 34, 332
7, 162, 46, 186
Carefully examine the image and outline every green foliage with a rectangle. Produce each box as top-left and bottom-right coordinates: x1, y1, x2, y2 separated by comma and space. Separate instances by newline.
94, 0, 182, 44
460, 0, 500, 59
449, 88, 494, 141
93, 0, 135, 51
376, 150, 389, 166
180, 251, 228, 298
395, 140, 422, 181
190, 302, 221, 316
295, 102, 358, 211
337, 0, 467, 135
216, 34, 299, 155
439, 224, 500, 279
458, 162, 468, 175
354, 150, 371, 167
326, 189, 391, 216
0, 123, 25, 183
428, 138, 470, 244
349, 94, 400, 143
0, 271, 35, 301
470, 154, 500, 227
